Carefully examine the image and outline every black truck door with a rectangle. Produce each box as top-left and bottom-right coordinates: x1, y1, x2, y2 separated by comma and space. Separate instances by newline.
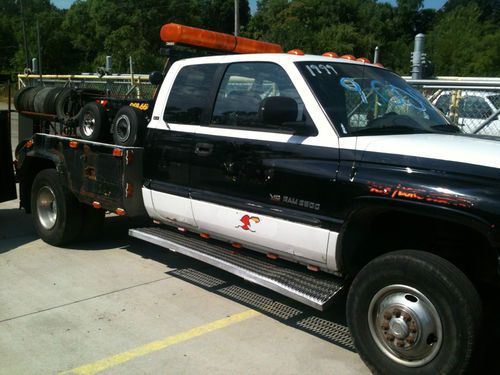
0, 110, 16, 203
190, 62, 340, 264
143, 64, 219, 227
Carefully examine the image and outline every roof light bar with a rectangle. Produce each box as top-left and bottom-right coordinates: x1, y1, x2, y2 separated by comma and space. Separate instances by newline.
160, 23, 283, 54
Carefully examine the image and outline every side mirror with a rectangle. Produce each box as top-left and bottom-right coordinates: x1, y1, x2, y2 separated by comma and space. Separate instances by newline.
149, 71, 164, 85
259, 96, 317, 136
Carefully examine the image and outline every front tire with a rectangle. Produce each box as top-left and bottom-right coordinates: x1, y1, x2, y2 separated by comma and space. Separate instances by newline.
31, 169, 82, 246
347, 250, 481, 375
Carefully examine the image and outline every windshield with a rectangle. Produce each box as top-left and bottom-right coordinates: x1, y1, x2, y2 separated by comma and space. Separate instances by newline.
296, 62, 456, 136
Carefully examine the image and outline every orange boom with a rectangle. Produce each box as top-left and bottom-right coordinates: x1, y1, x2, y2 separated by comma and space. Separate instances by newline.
160, 23, 283, 54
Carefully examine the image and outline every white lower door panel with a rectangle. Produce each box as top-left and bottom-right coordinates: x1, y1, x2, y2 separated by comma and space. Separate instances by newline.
191, 199, 330, 264
146, 188, 198, 228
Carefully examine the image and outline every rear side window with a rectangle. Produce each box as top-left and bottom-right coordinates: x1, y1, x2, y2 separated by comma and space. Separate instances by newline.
164, 64, 218, 125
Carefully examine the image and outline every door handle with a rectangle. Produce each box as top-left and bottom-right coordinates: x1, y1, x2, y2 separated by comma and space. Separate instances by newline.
194, 143, 213, 156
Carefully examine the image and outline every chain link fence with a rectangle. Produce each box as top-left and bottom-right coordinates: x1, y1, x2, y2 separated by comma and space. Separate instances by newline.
16, 73, 500, 137
18, 73, 157, 100
405, 77, 500, 137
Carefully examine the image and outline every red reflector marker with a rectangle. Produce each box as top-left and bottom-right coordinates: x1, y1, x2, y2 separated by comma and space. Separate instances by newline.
307, 265, 320, 272
115, 208, 126, 216
267, 253, 279, 260
69, 140, 78, 149
232, 242, 242, 249
112, 148, 123, 157
25, 139, 34, 148
200, 232, 210, 239
92, 201, 101, 209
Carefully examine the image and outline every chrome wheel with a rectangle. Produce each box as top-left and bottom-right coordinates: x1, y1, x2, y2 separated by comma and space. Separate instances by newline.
115, 115, 131, 142
368, 284, 443, 367
36, 186, 58, 230
82, 111, 96, 137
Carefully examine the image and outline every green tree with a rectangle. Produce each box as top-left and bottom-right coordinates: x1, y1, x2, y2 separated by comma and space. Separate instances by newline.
427, 3, 500, 76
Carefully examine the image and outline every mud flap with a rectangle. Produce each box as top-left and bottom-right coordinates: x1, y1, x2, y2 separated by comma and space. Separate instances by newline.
0, 110, 16, 203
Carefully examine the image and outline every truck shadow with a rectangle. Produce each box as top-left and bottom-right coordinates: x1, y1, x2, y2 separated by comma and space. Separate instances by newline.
0, 207, 38, 254
126, 234, 500, 373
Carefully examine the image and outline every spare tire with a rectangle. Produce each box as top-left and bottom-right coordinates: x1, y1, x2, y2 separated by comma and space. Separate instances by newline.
43, 87, 64, 114
112, 106, 146, 146
23, 86, 44, 112
78, 102, 108, 141
55, 88, 81, 120
14, 87, 35, 112
33, 87, 53, 113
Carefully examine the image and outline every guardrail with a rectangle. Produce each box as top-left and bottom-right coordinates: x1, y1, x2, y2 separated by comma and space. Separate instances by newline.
405, 77, 500, 136
17, 73, 500, 137
18, 73, 156, 100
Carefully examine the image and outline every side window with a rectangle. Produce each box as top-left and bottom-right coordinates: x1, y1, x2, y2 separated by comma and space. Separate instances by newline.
164, 64, 218, 125
459, 96, 492, 119
211, 62, 308, 132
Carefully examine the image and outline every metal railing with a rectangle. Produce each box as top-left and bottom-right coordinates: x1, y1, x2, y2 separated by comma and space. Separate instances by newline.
405, 76, 500, 136
17, 73, 157, 100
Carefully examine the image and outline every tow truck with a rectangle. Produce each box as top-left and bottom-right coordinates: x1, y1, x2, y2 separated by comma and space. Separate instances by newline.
6, 24, 500, 374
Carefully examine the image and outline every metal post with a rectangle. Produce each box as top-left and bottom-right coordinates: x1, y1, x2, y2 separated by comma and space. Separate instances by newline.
32, 58, 38, 74
234, 0, 240, 36
19, 0, 30, 70
36, 19, 43, 81
411, 33, 425, 79
105, 56, 112, 73
374, 46, 380, 64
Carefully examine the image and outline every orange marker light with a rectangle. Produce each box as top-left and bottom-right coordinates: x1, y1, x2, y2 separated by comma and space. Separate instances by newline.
287, 49, 304, 55
307, 265, 320, 272
322, 52, 338, 58
341, 54, 356, 60
200, 232, 210, 239
231, 242, 242, 249
356, 57, 371, 63
92, 201, 101, 209
267, 253, 279, 260
115, 208, 126, 216
69, 140, 78, 149
25, 139, 34, 148
160, 23, 283, 54
112, 148, 123, 157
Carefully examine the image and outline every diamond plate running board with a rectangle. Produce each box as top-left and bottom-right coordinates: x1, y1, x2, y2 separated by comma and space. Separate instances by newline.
129, 226, 344, 311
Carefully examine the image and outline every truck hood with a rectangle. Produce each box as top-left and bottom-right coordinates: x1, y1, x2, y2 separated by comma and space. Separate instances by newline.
348, 133, 500, 177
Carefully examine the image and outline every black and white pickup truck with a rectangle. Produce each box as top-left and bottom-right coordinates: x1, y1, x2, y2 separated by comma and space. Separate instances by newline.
9, 26, 500, 375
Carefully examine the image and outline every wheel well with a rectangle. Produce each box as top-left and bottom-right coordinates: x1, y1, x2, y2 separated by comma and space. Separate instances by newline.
339, 208, 498, 286
19, 157, 56, 213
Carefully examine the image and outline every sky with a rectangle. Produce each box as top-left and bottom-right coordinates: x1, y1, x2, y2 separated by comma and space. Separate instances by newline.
51, 0, 448, 13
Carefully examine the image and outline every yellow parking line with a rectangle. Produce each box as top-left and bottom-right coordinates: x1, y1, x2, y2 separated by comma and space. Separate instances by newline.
59, 309, 260, 375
